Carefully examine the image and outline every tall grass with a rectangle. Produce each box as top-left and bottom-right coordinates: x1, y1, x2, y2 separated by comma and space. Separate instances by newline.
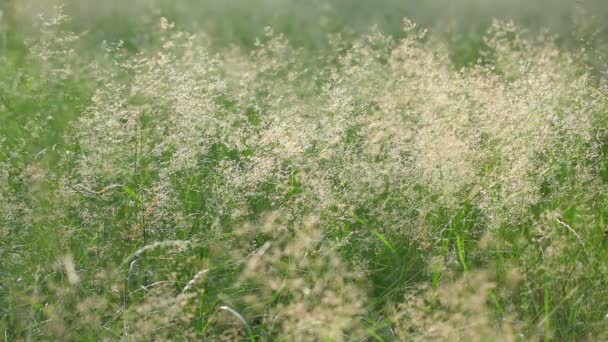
2, 2, 608, 341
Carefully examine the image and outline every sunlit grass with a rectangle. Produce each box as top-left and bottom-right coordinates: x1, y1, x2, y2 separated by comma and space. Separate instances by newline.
2, 1, 608, 340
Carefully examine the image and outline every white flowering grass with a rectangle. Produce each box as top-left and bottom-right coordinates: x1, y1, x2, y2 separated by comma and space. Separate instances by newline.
2, 4, 608, 341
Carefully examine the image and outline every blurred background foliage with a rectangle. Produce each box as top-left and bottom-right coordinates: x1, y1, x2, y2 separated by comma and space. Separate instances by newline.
3, 0, 608, 53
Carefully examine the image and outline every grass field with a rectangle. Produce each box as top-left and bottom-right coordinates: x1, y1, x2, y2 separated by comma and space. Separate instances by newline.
3, 1, 608, 340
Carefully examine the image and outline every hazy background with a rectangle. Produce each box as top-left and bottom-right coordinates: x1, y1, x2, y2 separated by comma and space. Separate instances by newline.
5, 0, 608, 52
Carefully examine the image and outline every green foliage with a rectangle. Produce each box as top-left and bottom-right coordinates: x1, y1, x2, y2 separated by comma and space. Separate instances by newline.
3, 2, 608, 341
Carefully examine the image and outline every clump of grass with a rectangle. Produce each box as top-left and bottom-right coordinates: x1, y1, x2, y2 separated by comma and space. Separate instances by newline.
393, 271, 521, 341
3, 3, 608, 341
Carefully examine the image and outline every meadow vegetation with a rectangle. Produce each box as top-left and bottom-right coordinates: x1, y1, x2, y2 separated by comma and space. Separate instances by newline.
3, 1, 608, 340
